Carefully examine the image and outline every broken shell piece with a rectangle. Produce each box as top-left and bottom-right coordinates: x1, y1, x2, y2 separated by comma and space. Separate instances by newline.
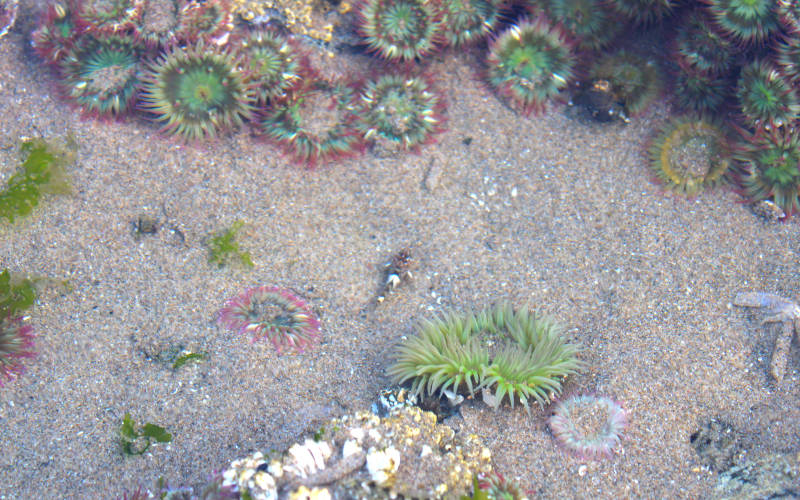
342, 439, 363, 458
284, 439, 333, 478
220, 451, 277, 500
366, 446, 401, 487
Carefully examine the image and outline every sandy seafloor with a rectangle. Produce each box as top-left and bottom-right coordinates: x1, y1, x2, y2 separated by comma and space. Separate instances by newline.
1, 5, 800, 499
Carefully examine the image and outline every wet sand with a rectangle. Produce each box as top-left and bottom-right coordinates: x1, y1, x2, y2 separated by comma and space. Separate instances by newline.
1, 6, 799, 499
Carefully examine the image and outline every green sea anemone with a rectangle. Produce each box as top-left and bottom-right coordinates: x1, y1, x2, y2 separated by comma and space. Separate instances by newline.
258, 80, 364, 166
609, 0, 676, 25
354, 73, 445, 150
673, 9, 738, 76
704, 0, 780, 45
538, 0, 622, 50
388, 303, 582, 412
238, 28, 305, 105
440, 0, 502, 47
356, 0, 444, 62
139, 41, 255, 141
58, 33, 143, 117
486, 17, 577, 115
648, 116, 732, 196
735, 59, 799, 128
734, 125, 800, 217
589, 49, 661, 116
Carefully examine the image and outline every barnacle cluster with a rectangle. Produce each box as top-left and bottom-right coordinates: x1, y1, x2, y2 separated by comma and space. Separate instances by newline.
229, 0, 340, 44
216, 406, 493, 499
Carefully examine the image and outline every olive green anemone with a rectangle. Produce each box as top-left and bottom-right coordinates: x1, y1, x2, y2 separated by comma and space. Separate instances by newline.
139, 41, 255, 141
388, 303, 582, 412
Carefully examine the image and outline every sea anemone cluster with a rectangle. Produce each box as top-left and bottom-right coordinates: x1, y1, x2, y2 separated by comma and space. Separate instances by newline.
388, 303, 582, 411
549, 394, 628, 460
217, 285, 321, 354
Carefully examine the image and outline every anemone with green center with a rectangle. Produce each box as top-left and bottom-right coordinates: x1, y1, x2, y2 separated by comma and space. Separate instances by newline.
734, 126, 800, 217
440, 0, 502, 47
356, 0, 443, 61
58, 33, 143, 117
238, 28, 305, 105
705, 0, 780, 45
139, 42, 255, 141
736, 59, 799, 128
355, 73, 445, 151
486, 17, 577, 115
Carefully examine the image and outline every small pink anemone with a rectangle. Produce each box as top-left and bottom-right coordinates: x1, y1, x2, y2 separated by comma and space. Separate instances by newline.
548, 394, 628, 460
217, 285, 321, 354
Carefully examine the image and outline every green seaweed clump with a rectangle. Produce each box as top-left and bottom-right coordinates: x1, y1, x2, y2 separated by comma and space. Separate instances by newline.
0, 269, 36, 317
207, 220, 254, 269
119, 412, 172, 456
0, 138, 73, 223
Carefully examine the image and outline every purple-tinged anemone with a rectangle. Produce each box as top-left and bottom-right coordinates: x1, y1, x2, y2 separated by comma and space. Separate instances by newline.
356, 0, 444, 62
218, 285, 321, 354
258, 80, 364, 167
549, 394, 628, 460
57, 33, 143, 117
0, 316, 35, 386
703, 0, 780, 45
733, 125, 800, 217
32, 2, 80, 66
486, 16, 577, 115
139, 41, 256, 141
